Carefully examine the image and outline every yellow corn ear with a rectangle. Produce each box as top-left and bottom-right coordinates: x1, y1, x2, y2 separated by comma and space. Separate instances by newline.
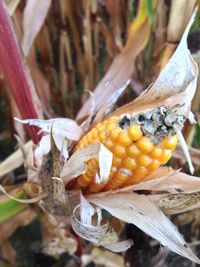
74, 116, 178, 193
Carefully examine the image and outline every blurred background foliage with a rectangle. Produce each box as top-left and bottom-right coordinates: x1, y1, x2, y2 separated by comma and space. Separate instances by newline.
0, 0, 200, 266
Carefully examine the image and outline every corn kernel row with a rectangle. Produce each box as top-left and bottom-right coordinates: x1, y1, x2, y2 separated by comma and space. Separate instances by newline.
74, 115, 178, 193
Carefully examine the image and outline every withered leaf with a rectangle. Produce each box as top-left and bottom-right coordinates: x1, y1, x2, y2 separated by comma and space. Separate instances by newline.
71, 203, 132, 252
151, 192, 200, 215
39, 132, 69, 216
88, 192, 200, 263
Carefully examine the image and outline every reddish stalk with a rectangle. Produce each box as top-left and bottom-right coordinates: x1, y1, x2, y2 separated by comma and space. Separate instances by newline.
70, 228, 83, 264
0, 0, 41, 143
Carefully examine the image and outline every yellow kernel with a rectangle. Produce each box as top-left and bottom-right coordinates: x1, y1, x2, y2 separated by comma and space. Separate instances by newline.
85, 168, 94, 176
86, 133, 93, 143
112, 156, 122, 167
150, 147, 163, 158
148, 160, 160, 171
110, 127, 122, 140
96, 123, 106, 132
83, 140, 89, 147
117, 131, 133, 146
160, 149, 172, 164
162, 135, 178, 150
108, 116, 118, 123
91, 128, 98, 138
113, 145, 127, 158
128, 125, 143, 141
89, 182, 106, 193
129, 167, 148, 182
106, 172, 130, 189
104, 138, 114, 150
115, 172, 130, 182
127, 144, 141, 158
136, 137, 154, 153
137, 155, 152, 166
99, 131, 108, 142
87, 163, 95, 173
88, 159, 98, 169
107, 123, 117, 131
93, 138, 99, 144
78, 174, 92, 187
111, 167, 117, 172
122, 158, 136, 170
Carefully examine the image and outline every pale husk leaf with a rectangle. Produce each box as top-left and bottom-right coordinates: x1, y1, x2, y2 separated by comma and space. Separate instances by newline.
176, 130, 194, 174
15, 117, 82, 141
103, 240, 133, 253
92, 79, 131, 125
88, 167, 200, 196
88, 192, 200, 263
0, 140, 32, 179
71, 204, 132, 252
80, 193, 95, 225
16, 117, 82, 163
61, 143, 112, 185
34, 134, 69, 165
98, 144, 113, 183
72, 205, 117, 245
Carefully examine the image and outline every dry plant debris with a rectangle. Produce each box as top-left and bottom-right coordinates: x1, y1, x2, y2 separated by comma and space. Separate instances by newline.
1, 1, 200, 266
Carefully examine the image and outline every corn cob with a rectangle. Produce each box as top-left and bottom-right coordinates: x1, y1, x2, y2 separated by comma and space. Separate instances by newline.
74, 107, 181, 193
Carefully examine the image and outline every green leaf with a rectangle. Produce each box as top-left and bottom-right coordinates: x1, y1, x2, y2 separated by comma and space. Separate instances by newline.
0, 191, 28, 224
194, 124, 200, 148
0, 260, 11, 267
145, 0, 156, 28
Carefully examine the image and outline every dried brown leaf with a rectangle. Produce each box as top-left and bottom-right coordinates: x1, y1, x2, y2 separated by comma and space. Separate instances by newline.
149, 192, 200, 215
77, 10, 150, 119
173, 144, 200, 166
105, 0, 123, 50
82, 247, 124, 267
27, 47, 53, 118
41, 213, 77, 258
22, 0, 52, 56
0, 185, 45, 203
112, 11, 198, 118
167, 0, 196, 42
1, 242, 16, 265
0, 209, 36, 245
39, 133, 69, 216
6, 0, 21, 15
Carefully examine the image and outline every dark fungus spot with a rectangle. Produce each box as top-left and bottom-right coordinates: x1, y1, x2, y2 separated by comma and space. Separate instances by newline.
138, 115, 145, 123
